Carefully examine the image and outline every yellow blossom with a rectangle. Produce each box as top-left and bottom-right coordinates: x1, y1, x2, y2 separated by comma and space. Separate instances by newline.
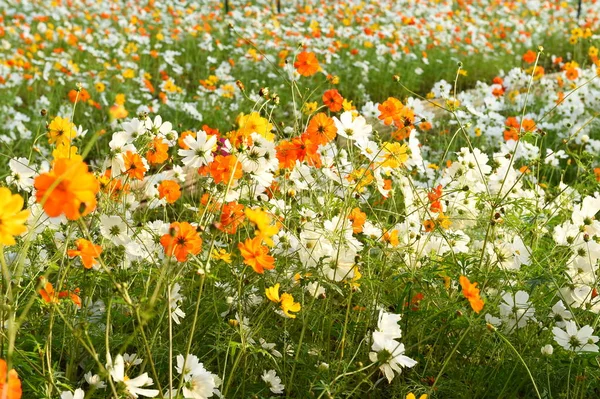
122, 69, 135, 79
265, 283, 281, 303
379, 142, 408, 168
115, 93, 126, 105
0, 187, 30, 246
52, 143, 82, 162
280, 293, 301, 318
47, 116, 77, 146
245, 208, 279, 246
303, 101, 318, 115
211, 248, 232, 264
237, 112, 274, 141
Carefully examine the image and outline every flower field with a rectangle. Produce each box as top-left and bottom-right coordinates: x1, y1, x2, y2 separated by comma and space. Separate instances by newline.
2, 0, 600, 397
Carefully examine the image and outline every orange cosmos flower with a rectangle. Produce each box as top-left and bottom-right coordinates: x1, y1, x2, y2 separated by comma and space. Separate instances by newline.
145, 137, 169, 165
157, 180, 181, 203
209, 155, 242, 184
238, 236, 275, 274
216, 201, 245, 234
294, 51, 320, 76
39, 281, 58, 304
34, 158, 99, 220
305, 112, 336, 145
98, 169, 129, 199
522, 49, 537, 64
67, 238, 102, 269
160, 222, 202, 262
382, 229, 399, 247
504, 117, 536, 141
0, 359, 22, 399
565, 67, 579, 81
109, 104, 128, 120
348, 207, 366, 234
459, 275, 484, 313
378, 97, 404, 126
322, 89, 343, 112
275, 140, 300, 169
428, 184, 443, 213
68, 88, 91, 104
123, 151, 147, 180
58, 288, 82, 308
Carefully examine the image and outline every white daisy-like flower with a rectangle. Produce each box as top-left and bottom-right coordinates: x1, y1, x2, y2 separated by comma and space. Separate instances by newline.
262, 369, 284, 394
553, 320, 599, 353
178, 130, 217, 168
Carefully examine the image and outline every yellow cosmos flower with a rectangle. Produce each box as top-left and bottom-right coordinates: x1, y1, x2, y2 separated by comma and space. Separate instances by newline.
303, 101, 318, 115
211, 248, 232, 264
237, 112, 274, 141
115, 93, 126, 105
122, 68, 135, 79
47, 116, 77, 146
52, 143, 83, 162
379, 142, 408, 169
265, 283, 281, 303
245, 208, 279, 247
280, 293, 301, 318
0, 188, 30, 246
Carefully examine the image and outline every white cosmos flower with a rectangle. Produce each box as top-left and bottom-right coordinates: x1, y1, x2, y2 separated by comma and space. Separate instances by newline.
541, 344, 554, 356
553, 320, 599, 353
333, 111, 372, 143
548, 300, 573, 328
121, 118, 147, 142
498, 291, 536, 332
376, 310, 402, 341
7, 157, 35, 191
145, 115, 172, 137
61, 389, 85, 399
99, 215, 130, 246
107, 354, 159, 398
109, 131, 136, 173
84, 371, 106, 389
175, 354, 221, 399
261, 369, 284, 394
369, 332, 417, 383
170, 283, 186, 325
178, 130, 217, 168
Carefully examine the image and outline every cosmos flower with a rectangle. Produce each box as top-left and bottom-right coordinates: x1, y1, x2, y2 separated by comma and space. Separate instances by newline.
0, 188, 29, 246
160, 222, 202, 262
34, 159, 99, 220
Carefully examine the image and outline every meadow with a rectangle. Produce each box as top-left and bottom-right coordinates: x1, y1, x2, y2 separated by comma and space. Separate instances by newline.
1, 0, 600, 398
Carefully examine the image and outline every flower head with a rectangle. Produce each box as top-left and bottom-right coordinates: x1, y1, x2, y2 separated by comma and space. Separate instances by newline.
0, 359, 22, 399
0, 188, 29, 246
67, 238, 103, 269
34, 159, 99, 220
322, 89, 343, 112
123, 151, 148, 180
294, 51, 320, 77
238, 236, 275, 274
48, 116, 77, 146
158, 180, 182, 204
280, 293, 301, 318
160, 222, 202, 262
459, 275, 484, 313
553, 320, 599, 353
